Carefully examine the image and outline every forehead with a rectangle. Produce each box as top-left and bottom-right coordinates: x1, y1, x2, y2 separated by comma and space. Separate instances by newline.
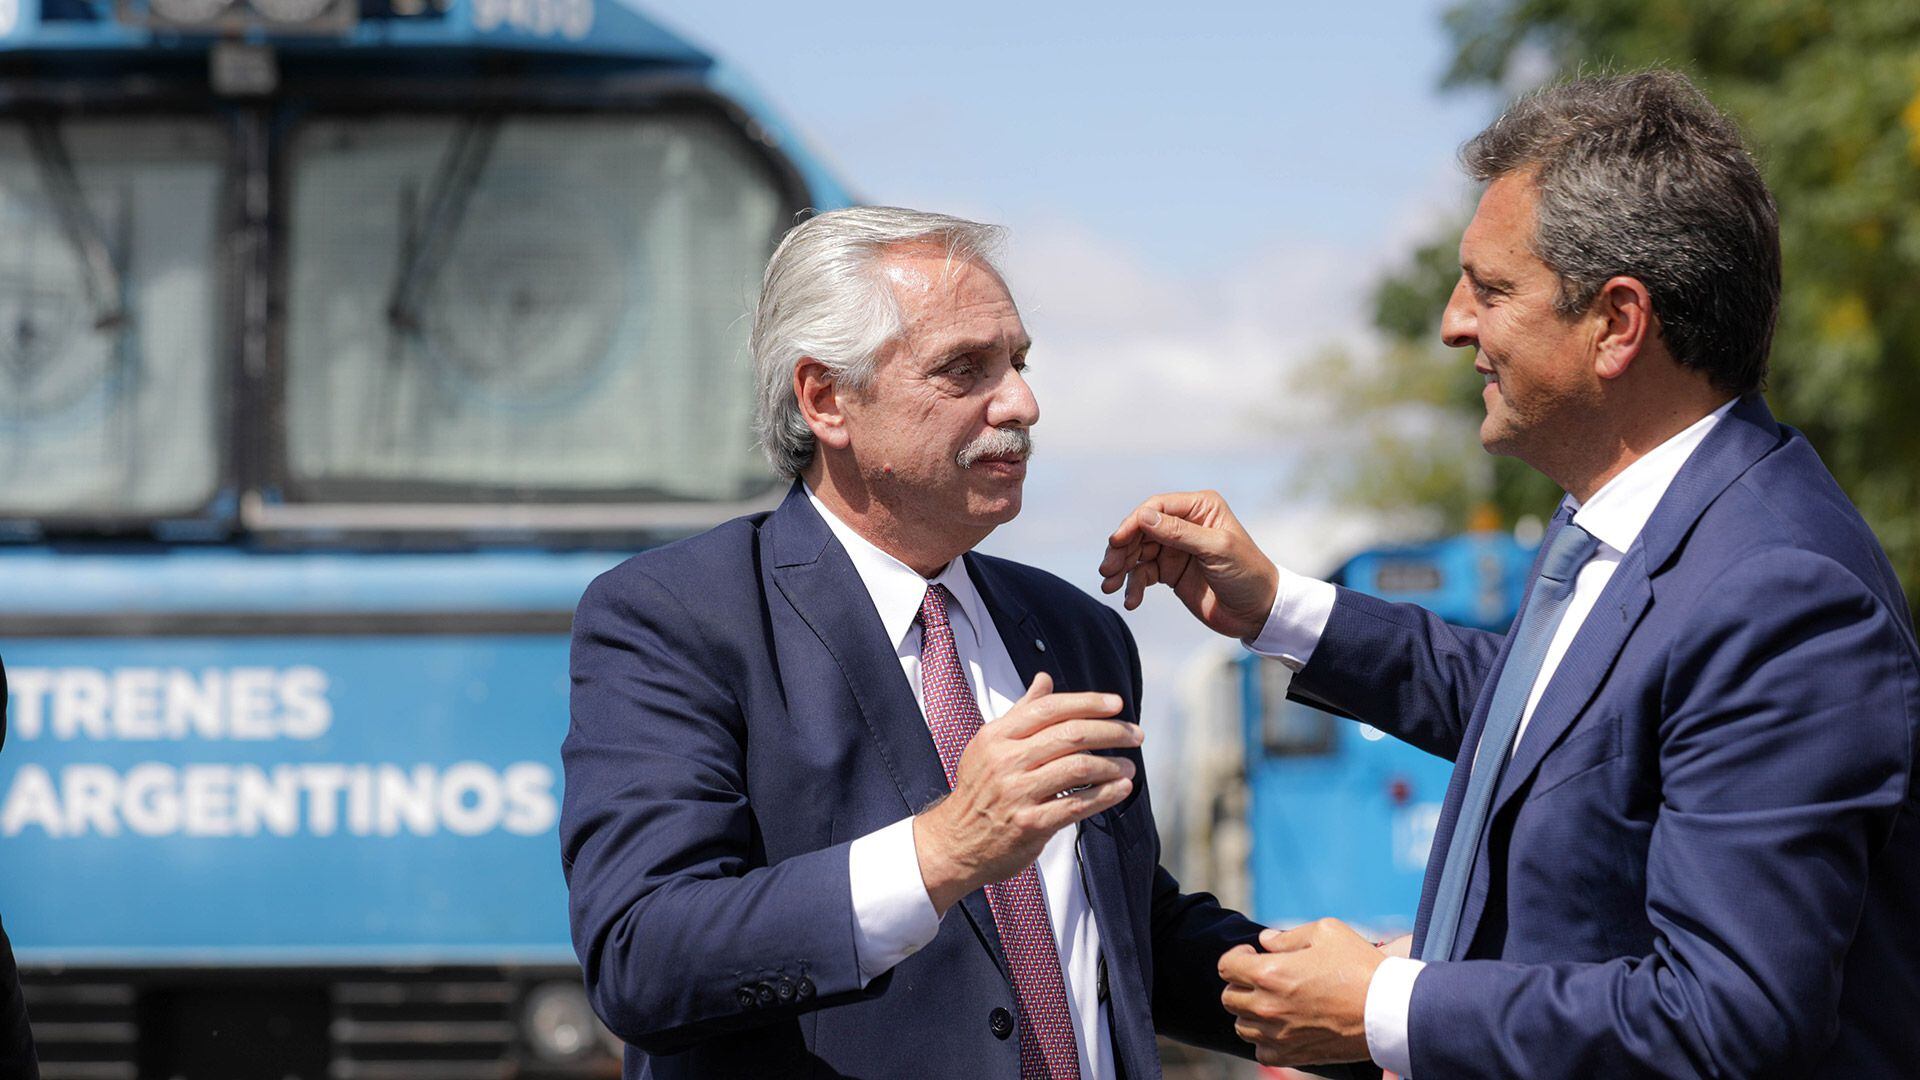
1462, 172, 1543, 265
878, 244, 1028, 353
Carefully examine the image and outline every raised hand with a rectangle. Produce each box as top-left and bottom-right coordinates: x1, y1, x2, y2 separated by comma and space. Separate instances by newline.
1099, 490, 1280, 640
913, 672, 1140, 913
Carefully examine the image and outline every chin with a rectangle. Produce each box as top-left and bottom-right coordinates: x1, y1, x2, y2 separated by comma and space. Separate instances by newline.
966, 492, 1023, 527
1480, 407, 1519, 456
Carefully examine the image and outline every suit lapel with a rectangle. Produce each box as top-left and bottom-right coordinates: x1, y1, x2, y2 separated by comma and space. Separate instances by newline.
1443, 394, 1783, 956
1410, 524, 1555, 951
1487, 396, 1782, 818
768, 490, 1019, 981
765, 485, 950, 818
1638, 393, 1784, 576
1077, 816, 1158, 1078
963, 554, 1060, 704
967, 556, 1161, 1075
1444, 548, 1652, 956
960, 555, 1067, 983
1489, 548, 1653, 815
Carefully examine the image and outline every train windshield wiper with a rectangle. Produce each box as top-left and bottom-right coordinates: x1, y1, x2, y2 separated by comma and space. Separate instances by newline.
24, 118, 125, 331
387, 114, 501, 333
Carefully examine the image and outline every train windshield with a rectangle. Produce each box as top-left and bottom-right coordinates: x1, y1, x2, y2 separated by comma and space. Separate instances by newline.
0, 119, 227, 520
282, 111, 787, 504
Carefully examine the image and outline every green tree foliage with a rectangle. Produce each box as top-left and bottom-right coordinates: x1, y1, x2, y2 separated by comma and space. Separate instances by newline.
1316, 1, 1920, 613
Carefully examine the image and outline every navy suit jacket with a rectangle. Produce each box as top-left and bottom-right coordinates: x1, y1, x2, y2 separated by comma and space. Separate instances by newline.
562, 484, 1261, 1079
1, 656, 41, 1080
1293, 396, 1920, 1078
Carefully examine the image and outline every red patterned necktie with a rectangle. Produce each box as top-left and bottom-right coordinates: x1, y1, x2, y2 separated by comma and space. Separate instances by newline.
917, 583, 1081, 1080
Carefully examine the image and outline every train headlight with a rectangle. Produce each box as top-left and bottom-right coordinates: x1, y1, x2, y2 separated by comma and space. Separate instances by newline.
121, 0, 352, 31
522, 981, 600, 1062
247, 0, 335, 23
149, 0, 233, 23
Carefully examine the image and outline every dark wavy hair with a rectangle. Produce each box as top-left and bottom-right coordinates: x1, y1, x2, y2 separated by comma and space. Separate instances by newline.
1463, 69, 1780, 396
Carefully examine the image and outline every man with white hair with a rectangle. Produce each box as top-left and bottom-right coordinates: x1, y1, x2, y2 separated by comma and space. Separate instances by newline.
562, 206, 1262, 1079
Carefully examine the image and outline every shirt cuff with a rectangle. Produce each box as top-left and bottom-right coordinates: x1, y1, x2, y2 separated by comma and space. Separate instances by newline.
1364, 956, 1423, 1077
1243, 570, 1336, 671
847, 816, 942, 986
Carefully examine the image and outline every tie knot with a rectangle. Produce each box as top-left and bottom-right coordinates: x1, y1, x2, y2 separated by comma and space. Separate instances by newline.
1539, 520, 1600, 584
918, 583, 955, 631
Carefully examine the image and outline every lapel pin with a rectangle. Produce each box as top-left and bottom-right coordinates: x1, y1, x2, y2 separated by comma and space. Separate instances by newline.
1034, 638, 1047, 652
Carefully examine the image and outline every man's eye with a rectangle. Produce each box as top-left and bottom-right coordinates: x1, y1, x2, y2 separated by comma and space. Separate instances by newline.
944, 360, 978, 379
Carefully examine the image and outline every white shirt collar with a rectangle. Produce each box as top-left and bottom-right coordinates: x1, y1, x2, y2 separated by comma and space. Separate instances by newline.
1566, 398, 1738, 553
805, 485, 993, 651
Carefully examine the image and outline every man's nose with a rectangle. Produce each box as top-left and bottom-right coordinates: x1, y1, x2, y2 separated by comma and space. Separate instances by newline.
1440, 277, 1476, 350
989, 367, 1040, 428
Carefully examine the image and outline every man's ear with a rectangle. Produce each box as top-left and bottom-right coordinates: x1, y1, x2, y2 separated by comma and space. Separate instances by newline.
795, 358, 852, 451
1592, 275, 1655, 381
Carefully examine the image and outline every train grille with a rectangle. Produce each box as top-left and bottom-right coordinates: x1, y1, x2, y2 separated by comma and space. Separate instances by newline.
19, 968, 616, 1080
16, 979, 138, 1080
330, 976, 517, 1080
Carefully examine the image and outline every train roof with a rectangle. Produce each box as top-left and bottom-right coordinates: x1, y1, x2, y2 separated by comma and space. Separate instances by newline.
0, 0, 718, 63
0, 0, 856, 211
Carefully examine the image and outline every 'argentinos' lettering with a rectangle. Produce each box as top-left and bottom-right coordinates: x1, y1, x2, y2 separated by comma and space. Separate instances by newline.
0, 761, 558, 839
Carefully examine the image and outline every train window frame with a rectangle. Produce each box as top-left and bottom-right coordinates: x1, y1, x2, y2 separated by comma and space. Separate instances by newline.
246, 77, 815, 541
1255, 658, 1337, 759
0, 96, 248, 541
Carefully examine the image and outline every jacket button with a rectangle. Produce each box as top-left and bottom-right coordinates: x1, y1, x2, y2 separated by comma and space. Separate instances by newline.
795, 977, 815, 1002
775, 978, 796, 1004
736, 987, 757, 1009
988, 1006, 1013, 1039
755, 982, 777, 1008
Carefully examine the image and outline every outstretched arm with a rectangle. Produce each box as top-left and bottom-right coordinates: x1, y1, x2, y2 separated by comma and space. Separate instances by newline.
1101, 490, 1506, 759
1220, 548, 1916, 1079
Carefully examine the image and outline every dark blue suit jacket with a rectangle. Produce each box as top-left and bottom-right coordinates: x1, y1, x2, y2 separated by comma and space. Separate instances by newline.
562, 485, 1260, 1079
1, 657, 42, 1080
1293, 396, 1920, 1078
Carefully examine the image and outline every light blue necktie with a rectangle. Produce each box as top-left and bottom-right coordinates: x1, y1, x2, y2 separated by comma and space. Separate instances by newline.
1419, 514, 1600, 962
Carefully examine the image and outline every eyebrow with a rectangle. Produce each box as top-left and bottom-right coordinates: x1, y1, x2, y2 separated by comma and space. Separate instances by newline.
1463, 264, 1514, 293
929, 336, 1033, 363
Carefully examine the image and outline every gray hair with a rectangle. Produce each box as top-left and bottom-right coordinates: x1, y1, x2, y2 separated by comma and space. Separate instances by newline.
749, 206, 1007, 477
1462, 68, 1780, 396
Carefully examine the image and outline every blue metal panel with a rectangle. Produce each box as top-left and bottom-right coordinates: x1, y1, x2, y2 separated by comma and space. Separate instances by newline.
1335, 532, 1534, 633
705, 60, 857, 211
1243, 530, 1537, 933
0, 632, 578, 965
0, 550, 626, 614
1244, 704, 1451, 936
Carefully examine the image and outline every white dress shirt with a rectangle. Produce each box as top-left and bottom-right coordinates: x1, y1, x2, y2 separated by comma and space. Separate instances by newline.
1246, 399, 1736, 1076
813, 488, 1117, 1080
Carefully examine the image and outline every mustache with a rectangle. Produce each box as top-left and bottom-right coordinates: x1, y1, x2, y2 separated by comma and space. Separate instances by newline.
955, 426, 1034, 469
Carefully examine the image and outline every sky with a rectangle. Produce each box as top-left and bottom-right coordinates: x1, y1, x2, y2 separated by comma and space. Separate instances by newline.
639, 1, 1506, 784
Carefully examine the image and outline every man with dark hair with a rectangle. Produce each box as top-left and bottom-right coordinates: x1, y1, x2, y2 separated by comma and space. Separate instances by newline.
1, 658, 40, 1079
1103, 70, 1920, 1077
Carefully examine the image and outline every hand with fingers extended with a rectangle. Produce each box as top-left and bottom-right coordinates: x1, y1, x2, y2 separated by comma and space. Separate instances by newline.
912, 671, 1141, 915
1098, 490, 1280, 640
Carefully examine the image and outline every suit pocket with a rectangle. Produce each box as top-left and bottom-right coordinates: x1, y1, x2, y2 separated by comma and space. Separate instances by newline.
1528, 711, 1624, 801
